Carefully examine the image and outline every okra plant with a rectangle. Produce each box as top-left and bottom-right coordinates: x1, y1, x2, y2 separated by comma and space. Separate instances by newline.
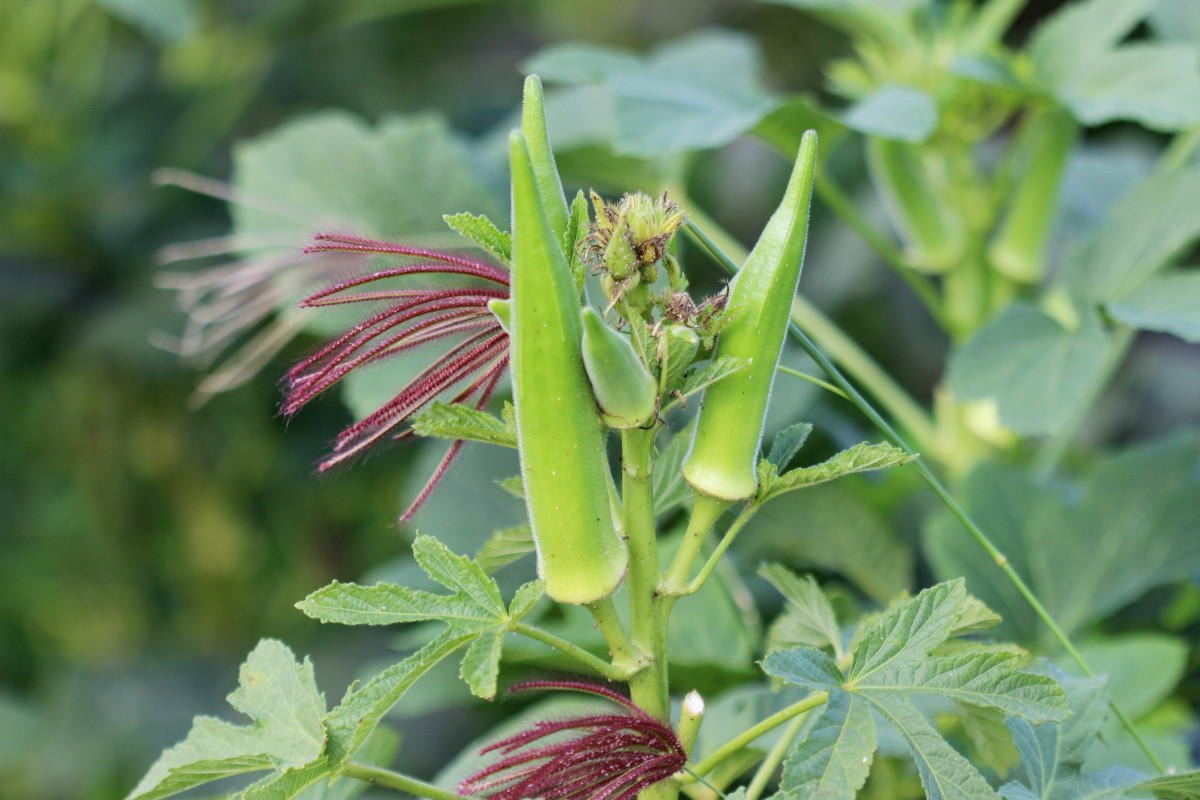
135, 51, 1200, 800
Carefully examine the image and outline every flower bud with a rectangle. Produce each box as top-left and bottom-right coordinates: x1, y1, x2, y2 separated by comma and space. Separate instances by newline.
509, 129, 628, 604
581, 307, 658, 429
682, 131, 818, 501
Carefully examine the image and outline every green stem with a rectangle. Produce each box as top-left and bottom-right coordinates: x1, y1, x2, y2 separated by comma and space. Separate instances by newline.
510, 622, 632, 681
662, 492, 731, 594
1155, 126, 1200, 176
679, 692, 830, 782
745, 713, 808, 800
685, 504, 761, 596
689, 221, 1167, 774
588, 596, 641, 673
776, 365, 849, 399
814, 171, 948, 327
342, 762, 472, 800
682, 218, 940, 459
962, 0, 1029, 51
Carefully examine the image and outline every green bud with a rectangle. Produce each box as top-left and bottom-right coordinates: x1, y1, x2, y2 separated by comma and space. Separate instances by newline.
509, 130, 628, 605
682, 131, 818, 501
658, 323, 699, 393
866, 137, 965, 273
988, 107, 1076, 284
487, 298, 511, 333
581, 307, 658, 429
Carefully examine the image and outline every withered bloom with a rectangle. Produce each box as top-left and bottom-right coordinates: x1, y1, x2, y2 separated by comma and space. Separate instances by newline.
460, 681, 686, 800
282, 234, 510, 521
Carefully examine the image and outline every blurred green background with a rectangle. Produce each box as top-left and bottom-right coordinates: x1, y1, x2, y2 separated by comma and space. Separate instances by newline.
2, 1, 1196, 798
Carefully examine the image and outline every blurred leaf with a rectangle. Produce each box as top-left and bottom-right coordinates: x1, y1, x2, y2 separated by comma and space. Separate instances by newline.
1073, 634, 1187, 720
1150, 0, 1200, 45
754, 94, 847, 157
94, 0, 197, 43
476, 524, 535, 574
924, 435, 1200, 648
959, 704, 1020, 777
1136, 770, 1200, 800
1065, 162, 1200, 303
1105, 272, 1200, 343
947, 305, 1110, 436
760, 564, 842, 656
741, 482, 912, 604
411, 403, 516, 449
652, 420, 695, 517
840, 85, 938, 143
1030, 0, 1200, 131
757, 441, 913, 503
127, 640, 327, 800
527, 30, 777, 157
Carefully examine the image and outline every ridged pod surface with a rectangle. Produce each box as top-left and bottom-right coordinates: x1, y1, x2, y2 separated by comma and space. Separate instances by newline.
581, 308, 658, 429
682, 131, 818, 501
509, 130, 627, 604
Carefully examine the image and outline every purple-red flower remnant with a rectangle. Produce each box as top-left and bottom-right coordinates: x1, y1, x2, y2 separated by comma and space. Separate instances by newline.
460, 681, 687, 800
283, 233, 511, 521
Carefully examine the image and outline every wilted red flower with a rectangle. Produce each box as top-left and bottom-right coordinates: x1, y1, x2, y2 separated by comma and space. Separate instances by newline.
282, 233, 510, 521
460, 681, 686, 800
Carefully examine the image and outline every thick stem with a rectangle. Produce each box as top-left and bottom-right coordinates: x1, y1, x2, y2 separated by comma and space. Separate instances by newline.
510, 622, 632, 681
342, 762, 472, 800
679, 692, 829, 782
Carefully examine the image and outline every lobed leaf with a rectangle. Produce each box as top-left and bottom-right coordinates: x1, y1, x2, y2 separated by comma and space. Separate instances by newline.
760, 564, 842, 657
758, 441, 914, 503
443, 212, 511, 265
410, 403, 517, 449
674, 355, 749, 401
761, 646, 844, 693
848, 580, 966, 684
476, 524, 535, 574
1105, 272, 1200, 344
766, 422, 814, 469
778, 689, 876, 800
840, 85, 937, 143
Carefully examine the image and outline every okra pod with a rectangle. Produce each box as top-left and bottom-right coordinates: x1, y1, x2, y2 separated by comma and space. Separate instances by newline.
509, 130, 628, 604
580, 307, 658, 429
521, 75, 569, 242
682, 131, 818, 501
988, 107, 1076, 284
866, 137, 965, 273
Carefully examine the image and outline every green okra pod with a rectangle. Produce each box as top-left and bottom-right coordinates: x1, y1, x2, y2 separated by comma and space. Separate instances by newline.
509, 130, 628, 604
988, 107, 1077, 284
580, 307, 658, 429
866, 137, 965, 273
682, 131, 819, 501
521, 75, 569, 242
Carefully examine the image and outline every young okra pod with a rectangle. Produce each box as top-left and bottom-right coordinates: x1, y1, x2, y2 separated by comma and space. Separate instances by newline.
580, 307, 658, 429
682, 131, 818, 501
509, 130, 628, 604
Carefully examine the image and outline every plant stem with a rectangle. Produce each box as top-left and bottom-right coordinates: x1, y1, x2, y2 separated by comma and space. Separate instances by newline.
745, 713, 808, 800
510, 622, 632, 681
1155, 125, 1200, 176
342, 762, 472, 800
688, 220, 1167, 774
662, 492, 730, 594
685, 504, 760, 596
679, 692, 829, 782
588, 596, 640, 673
962, 0, 1029, 51
681, 217, 939, 459
776, 365, 849, 399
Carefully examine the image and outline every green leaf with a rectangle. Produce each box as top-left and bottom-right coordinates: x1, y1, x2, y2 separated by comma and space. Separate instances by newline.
1136, 770, 1200, 800
759, 441, 913, 503
870, 693, 1001, 800
1150, 0, 1200, 46
459, 628, 506, 700
848, 580, 966, 683
496, 475, 525, 499
508, 580, 545, 621
526, 29, 777, 157
1029, 0, 1200, 131
476, 524, 535, 574
326, 631, 473, 767
760, 564, 842, 657
675, 355, 749, 401
94, 0, 197, 43
761, 646, 845, 692
1105, 272, 1200, 343
290, 731, 400, 800
959, 704, 1020, 778
1065, 162, 1200, 303
778, 689, 877, 800
443, 212, 511, 265
564, 190, 590, 293
1074, 634, 1188, 720
240, 757, 333, 800
410, 402, 517, 449
924, 436, 1200, 647
841, 85, 938, 143
652, 420, 695, 516
127, 640, 327, 800
766, 422, 813, 469
946, 305, 1110, 436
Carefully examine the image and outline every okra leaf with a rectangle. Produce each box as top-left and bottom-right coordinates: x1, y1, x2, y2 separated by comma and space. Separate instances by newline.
959, 703, 1021, 777
848, 580, 967, 683
411, 402, 517, 449
298, 538, 522, 700
239, 756, 333, 800
1105, 272, 1200, 344
841, 85, 937, 143
946, 304, 1111, 436
671, 355, 748, 404
765, 422, 813, 469
777, 689, 876, 800
757, 441, 913, 503
1135, 770, 1200, 800
508, 580, 545, 621
476, 524, 535, 574
1150, 0, 1200, 46
761, 645, 845, 692
325, 631, 474, 766
526, 30, 778, 157
444, 212, 511, 265
126, 640, 327, 800
496, 475, 524, 499
760, 564, 842, 657
564, 190, 589, 293
652, 420, 695, 516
